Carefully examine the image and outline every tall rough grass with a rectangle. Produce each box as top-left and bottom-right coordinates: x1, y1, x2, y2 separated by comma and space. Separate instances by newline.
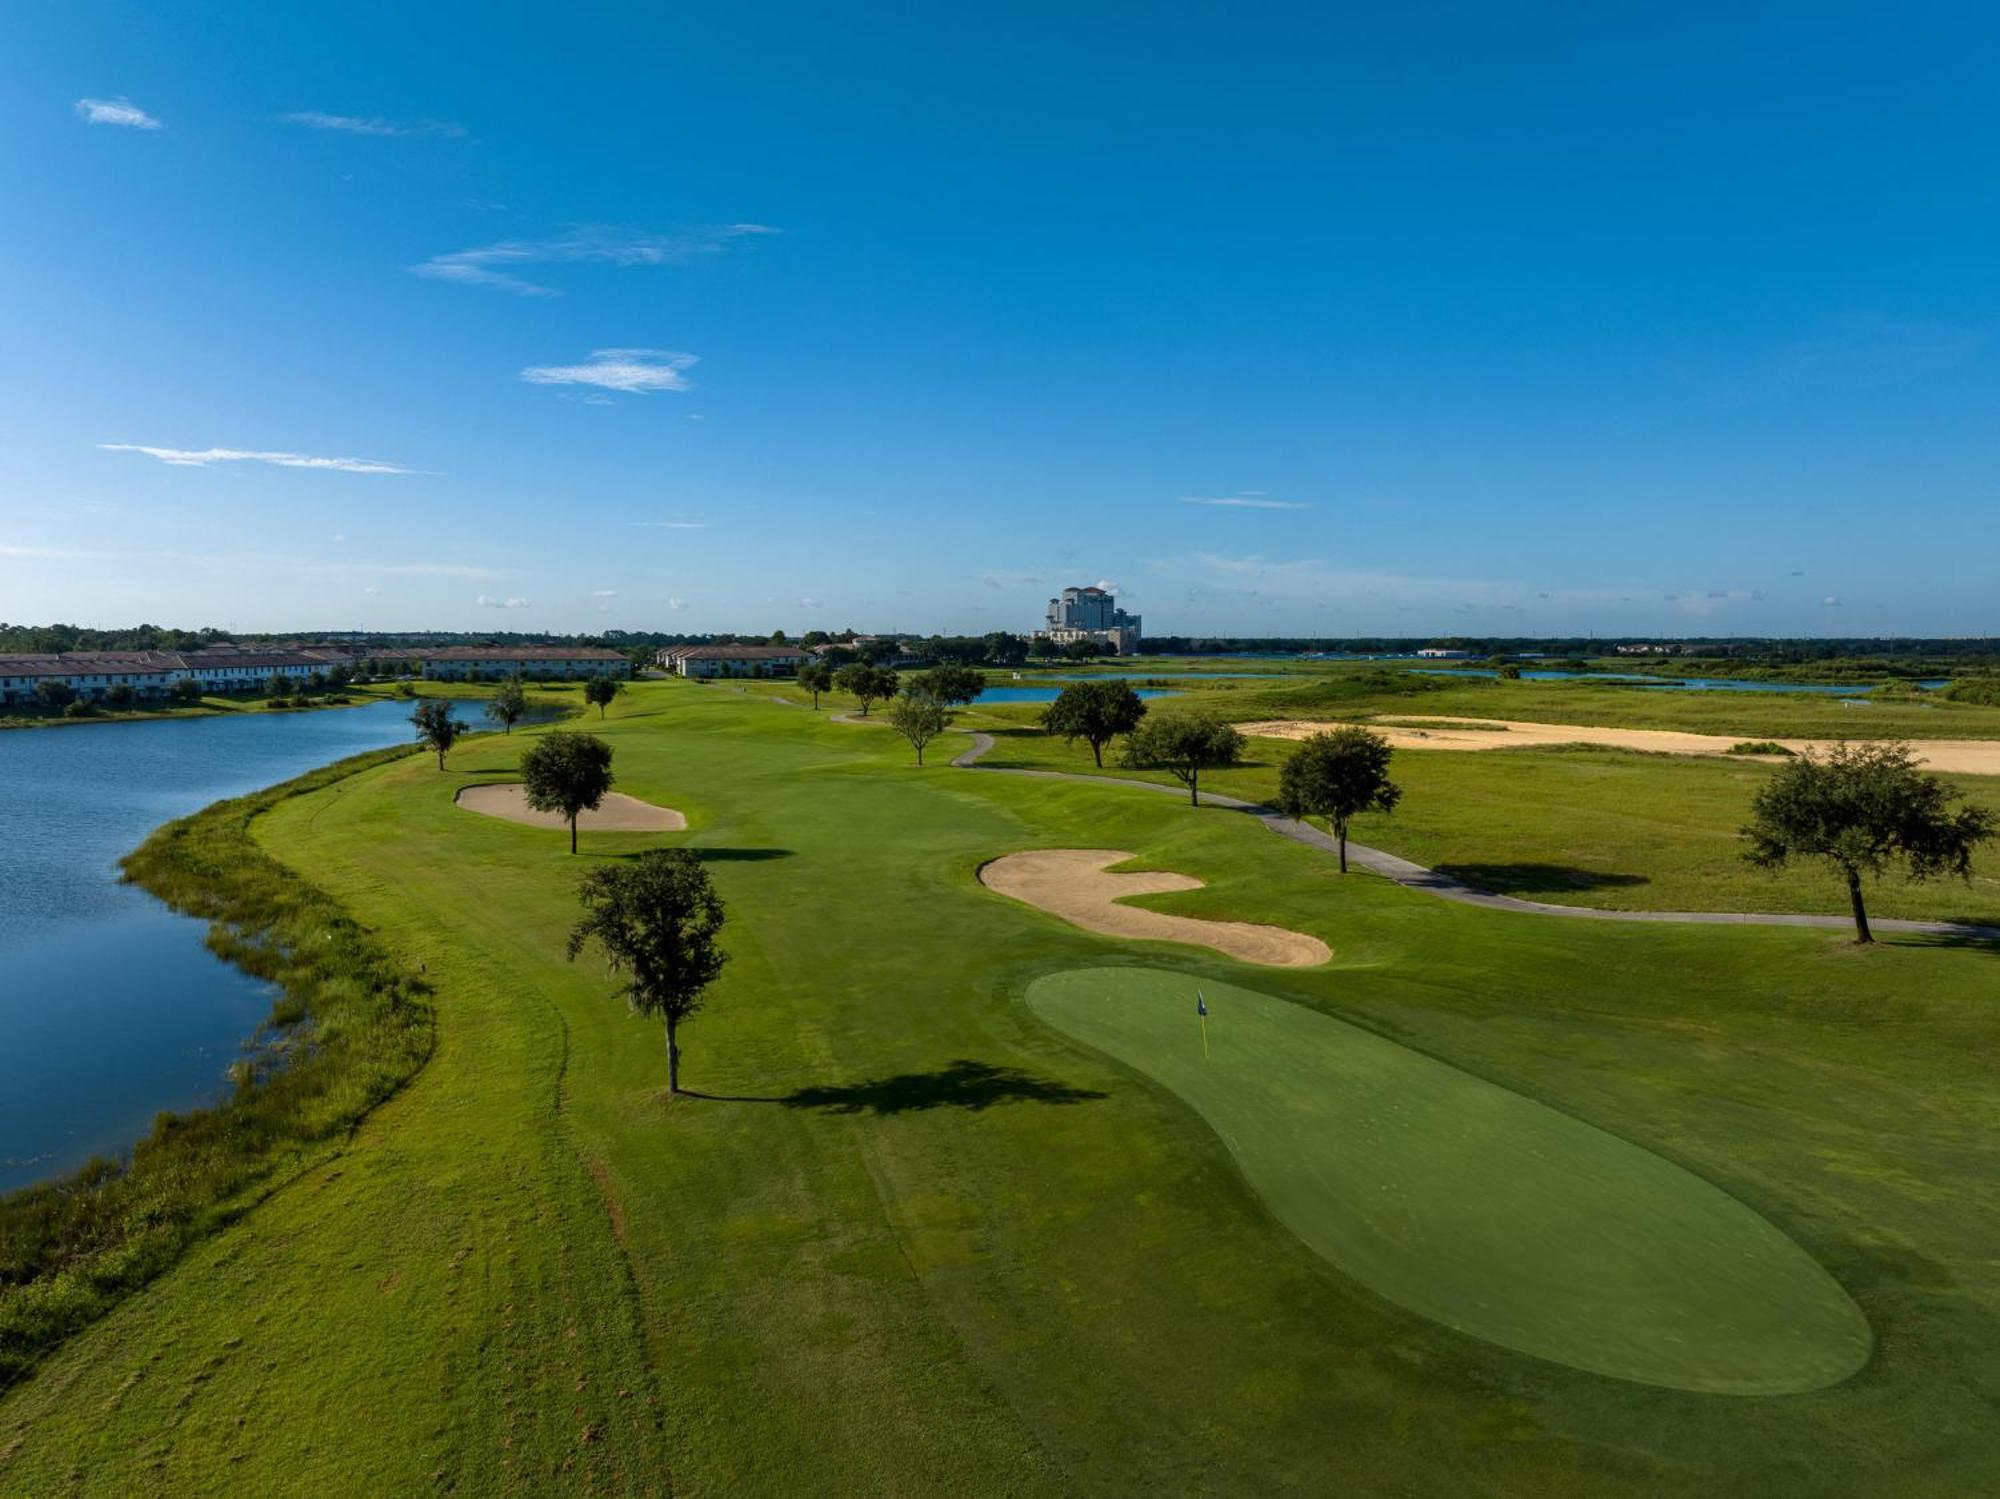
0, 745, 435, 1389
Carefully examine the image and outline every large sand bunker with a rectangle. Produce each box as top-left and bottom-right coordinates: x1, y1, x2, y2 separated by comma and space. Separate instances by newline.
1239, 716, 2000, 776
455, 783, 687, 832
980, 849, 1330, 967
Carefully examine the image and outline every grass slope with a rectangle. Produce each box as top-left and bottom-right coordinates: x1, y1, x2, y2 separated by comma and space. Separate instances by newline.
4, 681, 1998, 1494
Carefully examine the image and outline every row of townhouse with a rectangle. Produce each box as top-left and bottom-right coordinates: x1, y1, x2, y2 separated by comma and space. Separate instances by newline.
655, 644, 811, 678
0, 647, 351, 706
416, 646, 632, 682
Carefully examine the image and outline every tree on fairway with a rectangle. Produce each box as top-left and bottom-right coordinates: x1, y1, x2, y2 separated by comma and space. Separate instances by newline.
1123, 714, 1245, 805
1741, 740, 1997, 942
584, 675, 623, 719
1062, 638, 1100, 662
907, 662, 987, 707
1027, 635, 1059, 660
796, 661, 834, 709
486, 676, 528, 734
520, 730, 616, 854
264, 671, 290, 699
834, 662, 899, 716
34, 678, 76, 711
982, 630, 1028, 667
890, 691, 950, 765
567, 849, 727, 1095
1276, 727, 1403, 873
410, 700, 464, 770
169, 677, 203, 704
1042, 680, 1147, 768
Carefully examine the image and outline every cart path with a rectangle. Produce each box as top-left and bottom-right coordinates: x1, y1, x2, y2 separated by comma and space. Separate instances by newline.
949, 732, 2000, 941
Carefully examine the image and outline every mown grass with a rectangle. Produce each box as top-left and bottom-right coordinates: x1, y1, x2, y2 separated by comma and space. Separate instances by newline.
0, 745, 434, 1388
3, 681, 1998, 1493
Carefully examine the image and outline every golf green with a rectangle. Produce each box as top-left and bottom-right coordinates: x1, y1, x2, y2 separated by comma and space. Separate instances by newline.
1025, 967, 1872, 1395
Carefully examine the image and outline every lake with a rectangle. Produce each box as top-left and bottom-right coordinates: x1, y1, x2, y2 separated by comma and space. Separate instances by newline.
971, 686, 1178, 704
0, 699, 459, 1191
1413, 668, 1952, 695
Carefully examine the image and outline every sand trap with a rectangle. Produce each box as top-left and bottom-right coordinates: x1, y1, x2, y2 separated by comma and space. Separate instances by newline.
980, 849, 1330, 967
455, 783, 687, 832
1239, 716, 2000, 776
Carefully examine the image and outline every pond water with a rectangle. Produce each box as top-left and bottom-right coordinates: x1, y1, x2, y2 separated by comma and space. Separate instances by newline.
1414, 668, 1952, 695
971, 686, 1178, 705
0, 699, 467, 1191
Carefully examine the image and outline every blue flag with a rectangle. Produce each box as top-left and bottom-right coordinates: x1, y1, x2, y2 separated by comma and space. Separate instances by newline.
1197, 991, 1208, 1017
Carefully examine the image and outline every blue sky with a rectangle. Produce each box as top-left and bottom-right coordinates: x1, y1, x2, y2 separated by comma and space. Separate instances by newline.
4, 2, 1998, 638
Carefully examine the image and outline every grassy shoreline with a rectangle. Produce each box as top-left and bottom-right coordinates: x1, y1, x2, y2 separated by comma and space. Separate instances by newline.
0, 744, 436, 1389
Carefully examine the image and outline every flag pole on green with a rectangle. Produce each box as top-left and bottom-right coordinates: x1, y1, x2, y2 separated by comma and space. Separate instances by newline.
1197, 989, 1209, 1059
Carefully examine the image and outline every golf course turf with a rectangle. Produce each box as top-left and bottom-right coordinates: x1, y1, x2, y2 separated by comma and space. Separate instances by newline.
3, 679, 1998, 1494
1026, 968, 1871, 1395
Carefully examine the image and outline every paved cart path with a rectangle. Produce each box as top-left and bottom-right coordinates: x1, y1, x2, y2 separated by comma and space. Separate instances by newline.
949, 732, 2000, 941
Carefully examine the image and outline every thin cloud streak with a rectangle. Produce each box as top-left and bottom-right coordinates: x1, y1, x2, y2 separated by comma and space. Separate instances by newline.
76, 97, 160, 129
280, 111, 467, 138
521, 350, 696, 394
1180, 494, 1309, 510
100, 444, 415, 475
411, 224, 779, 297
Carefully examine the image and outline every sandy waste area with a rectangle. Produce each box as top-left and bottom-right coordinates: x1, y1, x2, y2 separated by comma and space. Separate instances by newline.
980, 848, 1330, 967
456, 783, 688, 832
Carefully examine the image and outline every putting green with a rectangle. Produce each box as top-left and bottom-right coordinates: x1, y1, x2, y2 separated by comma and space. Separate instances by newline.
1026, 968, 1871, 1394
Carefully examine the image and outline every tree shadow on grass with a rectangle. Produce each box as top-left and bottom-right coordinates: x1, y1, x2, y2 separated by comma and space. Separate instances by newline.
1434, 862, 1651, 895
601, 847, 793, 862
685, 1059, 1108, 1114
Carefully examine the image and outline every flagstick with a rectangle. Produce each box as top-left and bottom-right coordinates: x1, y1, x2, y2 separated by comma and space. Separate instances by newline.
1200, 1012, 1210, 1059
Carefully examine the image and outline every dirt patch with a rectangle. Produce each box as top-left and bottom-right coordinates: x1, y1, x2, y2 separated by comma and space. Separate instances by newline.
979, 848, 1331, 967
1238, 716, 2000, 776
455, 783, 687, 832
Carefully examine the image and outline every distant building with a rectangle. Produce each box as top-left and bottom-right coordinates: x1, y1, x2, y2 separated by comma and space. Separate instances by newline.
420, 646, 631, 682
0, 646, 326, 705
660, 645, 810, 678
1415, 648, 1475, 659
1038, 586, 1141, 654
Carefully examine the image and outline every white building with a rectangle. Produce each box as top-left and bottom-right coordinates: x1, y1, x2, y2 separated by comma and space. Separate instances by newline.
1038, 586, 1141, 654
662, 645, 810, 678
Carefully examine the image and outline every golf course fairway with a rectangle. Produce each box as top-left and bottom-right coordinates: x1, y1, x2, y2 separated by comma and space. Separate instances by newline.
1025, 968, 1873, 1395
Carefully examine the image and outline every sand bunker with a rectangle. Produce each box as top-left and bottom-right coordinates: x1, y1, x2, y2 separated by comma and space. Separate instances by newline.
980, 849, 1330, 967
455, 783, 687, 832
1239, 716, 2000, 776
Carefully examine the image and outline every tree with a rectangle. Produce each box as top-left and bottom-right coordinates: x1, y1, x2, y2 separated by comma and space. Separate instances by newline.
584, 675, 623, 719
1028, 635, 1059, 660
890, 691, 950, 765
486, 676, 528, 734
801, 629, 830, 649
834, 662, 899, 716
520, 730, 616, 854
1042, 681, 1147, 768
1276, 728, 1403, 873
907, 663, 986, 707
1741, 740, 1997, 942
768, 629, 789, 645
1497, 664, 1522, 681
104, 683, 136, 709
567, 849, 727, 1094
1124, 714, 1245, 806
797, 661, 834, 709
982, 631, 1028, 667
410, 700, 464, 770
264, 671, 290, 698
169, 676, 203, 704
1062, 638, 1100, 662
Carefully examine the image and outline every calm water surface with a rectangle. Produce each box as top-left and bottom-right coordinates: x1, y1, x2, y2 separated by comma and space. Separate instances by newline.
0, 700, 444, 1190
1414, 668, 1952, 695
971, 686, 1177, 704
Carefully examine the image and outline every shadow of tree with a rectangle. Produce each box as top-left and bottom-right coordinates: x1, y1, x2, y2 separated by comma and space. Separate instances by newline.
685, 1059, 1107, 1114
1434, 862, 1651, 894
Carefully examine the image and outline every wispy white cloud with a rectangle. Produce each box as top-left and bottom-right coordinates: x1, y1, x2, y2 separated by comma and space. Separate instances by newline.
668, 597, 690, 611
592, 589, 618, 598
635, 519, 709, 530
798, 596, 822, 608
280, 111, 466, 138
477, 594, 531, 609
411, 224, 779, 297
1179, 492, 1309, 510
100, 443, 414, 475
1822, 595, 1843, 608
76, 97, 160, 129
520, 349, 696, 395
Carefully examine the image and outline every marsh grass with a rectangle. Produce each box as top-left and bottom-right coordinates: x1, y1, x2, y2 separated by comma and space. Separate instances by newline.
0, 744, 434, 1388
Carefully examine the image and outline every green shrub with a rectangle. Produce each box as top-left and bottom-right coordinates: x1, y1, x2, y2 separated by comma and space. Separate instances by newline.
63, 700, 98, 719
0, 743, 434, 1390
1727, 740, 1795, 757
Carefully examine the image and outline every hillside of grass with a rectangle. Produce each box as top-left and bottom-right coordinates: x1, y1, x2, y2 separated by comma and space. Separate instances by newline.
4, 681, 1998, 1493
